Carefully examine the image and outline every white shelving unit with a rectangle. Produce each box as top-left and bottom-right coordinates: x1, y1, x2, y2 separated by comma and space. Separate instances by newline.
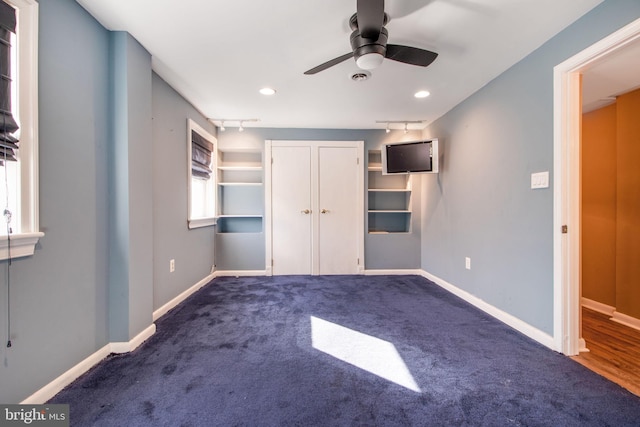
216, 148, 264, 233
367, 150, 412, 233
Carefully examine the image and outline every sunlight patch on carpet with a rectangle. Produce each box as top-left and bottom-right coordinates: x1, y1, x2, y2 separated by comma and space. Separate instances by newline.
310, 316, 421, 392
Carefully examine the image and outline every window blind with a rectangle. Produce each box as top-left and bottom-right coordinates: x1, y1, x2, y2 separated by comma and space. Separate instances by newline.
0, 0, 17, 165
191, 129, 213, 180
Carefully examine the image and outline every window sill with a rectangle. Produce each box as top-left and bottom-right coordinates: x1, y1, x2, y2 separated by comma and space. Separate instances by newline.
0, 231, 44, 260
188, 217, 217, 229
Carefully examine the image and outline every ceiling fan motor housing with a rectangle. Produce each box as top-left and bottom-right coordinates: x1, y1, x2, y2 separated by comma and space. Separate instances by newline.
350, 26, 388, 62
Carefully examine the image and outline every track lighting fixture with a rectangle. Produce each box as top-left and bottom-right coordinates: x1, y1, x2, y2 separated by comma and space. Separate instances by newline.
376, 120, 425, 133
208, 118, 259, 132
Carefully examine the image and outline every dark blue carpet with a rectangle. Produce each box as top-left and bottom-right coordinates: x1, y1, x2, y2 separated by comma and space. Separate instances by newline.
50, 275, 640, 426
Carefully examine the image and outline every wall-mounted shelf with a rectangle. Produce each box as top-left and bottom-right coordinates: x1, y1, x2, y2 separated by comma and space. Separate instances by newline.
218, 182, 263, 187
367, 150, 412, 233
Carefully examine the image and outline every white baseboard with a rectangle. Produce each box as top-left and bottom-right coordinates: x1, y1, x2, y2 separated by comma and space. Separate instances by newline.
578, 338, 590, 353
153, 272, 216, 322
611, 310, 640, 332
420, 270, 556, 351
20, 344, 112, 404
214, 270, 267, 277
21, 322, 157, 404
580, 298, 640, 332
364, 269, 423, 276
581, 297, 615, 316
110, 324, 156, 354
22, 269, 220, 405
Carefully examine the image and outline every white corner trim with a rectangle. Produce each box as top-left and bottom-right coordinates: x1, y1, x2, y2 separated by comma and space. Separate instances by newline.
153, 272, 216, 322
581, 297, 615, 316
21, 343, 112, 404
420, 270, 556, 351
214, 270, 267, 277
611, 311, 640, 332
364, 269, 423, 276
0, 232, 44, 260
110, 324, 156, 354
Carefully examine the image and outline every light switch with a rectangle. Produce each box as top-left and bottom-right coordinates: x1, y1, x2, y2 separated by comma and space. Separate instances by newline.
531, 171, 549, 189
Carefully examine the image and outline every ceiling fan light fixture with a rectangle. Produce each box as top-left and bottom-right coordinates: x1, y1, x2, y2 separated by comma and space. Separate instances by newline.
356, 52, 384, 70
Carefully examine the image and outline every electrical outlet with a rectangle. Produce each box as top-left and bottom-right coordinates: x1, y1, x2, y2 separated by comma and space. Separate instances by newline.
465, 257, 471, 270
169, 259, 175, 273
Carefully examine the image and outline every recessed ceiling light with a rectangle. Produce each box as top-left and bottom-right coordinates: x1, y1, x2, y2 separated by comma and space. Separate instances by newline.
414, 90, 430, 98
259, 87, 276, 96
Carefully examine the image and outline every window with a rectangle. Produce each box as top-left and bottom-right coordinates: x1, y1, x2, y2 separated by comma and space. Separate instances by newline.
0, 0, 40, 260
187, 119, 216, 229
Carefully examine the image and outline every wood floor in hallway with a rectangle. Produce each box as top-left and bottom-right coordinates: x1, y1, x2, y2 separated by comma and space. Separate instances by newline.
572, 307, 640, 397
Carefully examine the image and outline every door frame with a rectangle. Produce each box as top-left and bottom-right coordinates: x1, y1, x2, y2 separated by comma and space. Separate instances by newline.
553, 17, 640, 355
264, 140, 365, 276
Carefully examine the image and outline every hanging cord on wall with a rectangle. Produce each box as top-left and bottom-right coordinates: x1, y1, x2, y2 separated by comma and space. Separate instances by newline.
2, 122, 11, 348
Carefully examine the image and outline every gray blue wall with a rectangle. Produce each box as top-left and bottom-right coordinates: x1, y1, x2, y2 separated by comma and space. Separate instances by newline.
0, 0, 216, 403
152, 74, 216, 309
421, 0, 640, 335
0, 0, 111, 403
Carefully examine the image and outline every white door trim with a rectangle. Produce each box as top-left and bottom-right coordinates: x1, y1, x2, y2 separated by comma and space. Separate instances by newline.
553, 17, 640, 355
264, 140, 365, 276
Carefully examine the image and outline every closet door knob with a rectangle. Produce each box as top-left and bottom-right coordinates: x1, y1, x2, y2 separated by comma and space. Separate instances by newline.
301, 209, 311, 214
321, 209, 329, 214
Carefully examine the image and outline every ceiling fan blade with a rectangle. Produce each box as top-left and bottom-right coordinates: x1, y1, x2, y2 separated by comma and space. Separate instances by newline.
304, 52, 354, 75
357, 0, 385, 39
386, 44, 438, 67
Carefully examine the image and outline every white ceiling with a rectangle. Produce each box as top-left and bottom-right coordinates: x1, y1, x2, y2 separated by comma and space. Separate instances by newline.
76, 0, 604, 130
582, 40, 640, 113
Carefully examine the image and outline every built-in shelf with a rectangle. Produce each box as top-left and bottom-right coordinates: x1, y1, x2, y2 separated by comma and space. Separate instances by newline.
218, 182, 263, 187
367, 149, 412, 234
216, 148, 263, 233
218, 166, 263, 171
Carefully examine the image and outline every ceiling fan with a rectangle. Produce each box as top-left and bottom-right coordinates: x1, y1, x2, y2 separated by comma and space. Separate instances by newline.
304, 0, 438, 75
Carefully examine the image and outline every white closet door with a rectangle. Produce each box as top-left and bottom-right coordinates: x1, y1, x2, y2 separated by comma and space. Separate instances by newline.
271, 146, 312, 275
317, 146, 359, 274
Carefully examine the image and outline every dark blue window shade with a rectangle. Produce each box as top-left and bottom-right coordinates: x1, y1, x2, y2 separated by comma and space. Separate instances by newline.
191, 130, 213, 180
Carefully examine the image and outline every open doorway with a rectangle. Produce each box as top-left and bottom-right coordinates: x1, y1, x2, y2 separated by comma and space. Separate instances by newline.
554, 17, 640, 395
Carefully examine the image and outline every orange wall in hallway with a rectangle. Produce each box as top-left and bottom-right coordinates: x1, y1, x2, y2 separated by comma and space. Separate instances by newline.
615, 88, 640, 319
582, 104, 617, 307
